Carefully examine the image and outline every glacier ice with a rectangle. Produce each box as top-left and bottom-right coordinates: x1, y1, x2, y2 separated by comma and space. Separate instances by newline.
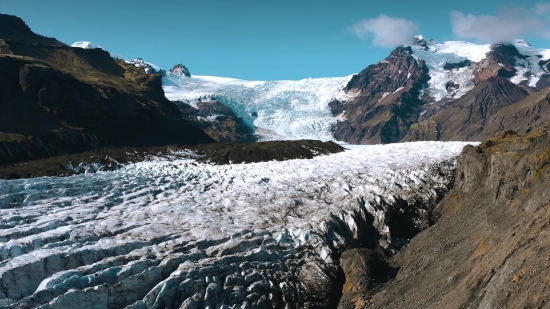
163, 74, 357, 141
0, 141, 475, 308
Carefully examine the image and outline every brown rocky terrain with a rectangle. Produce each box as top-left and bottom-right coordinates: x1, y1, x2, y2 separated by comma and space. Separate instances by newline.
0, 14, 214, 165
406, 80, 550, 142
405, 77, 530, 142
335, 40, 550, 145
332, 46, 430, 144
338, 128, 550, 308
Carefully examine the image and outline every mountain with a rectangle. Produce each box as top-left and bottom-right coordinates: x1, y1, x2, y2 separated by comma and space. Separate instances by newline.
405, 77, 530, 141
149, 36, 549, 144
331, 46, 430, 144
169, 63, 191, 77
0, 14, 213, 165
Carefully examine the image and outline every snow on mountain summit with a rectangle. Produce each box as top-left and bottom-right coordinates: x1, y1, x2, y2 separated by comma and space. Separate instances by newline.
124, 58, 163, 74
71, 41, 103, 49
408, 37, 550, 101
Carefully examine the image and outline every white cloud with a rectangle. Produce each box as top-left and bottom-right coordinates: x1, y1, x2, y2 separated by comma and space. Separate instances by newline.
450, 6, 550, 44
535, 2, 550, 16
350, 14, 419, 47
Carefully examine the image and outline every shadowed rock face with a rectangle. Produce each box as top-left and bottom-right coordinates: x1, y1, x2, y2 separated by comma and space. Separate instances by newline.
333, 46, 430, 144
0, 14, 214, 165
0, 14, 64, 46
169, 63, 191, 77
358, 128, 550, 309
176, 100, 257, 142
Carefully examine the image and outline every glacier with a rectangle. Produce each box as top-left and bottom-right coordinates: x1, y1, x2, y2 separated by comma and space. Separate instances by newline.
164, 74, 357, 141
71, 40, 550, 142
0, 141, 474, 308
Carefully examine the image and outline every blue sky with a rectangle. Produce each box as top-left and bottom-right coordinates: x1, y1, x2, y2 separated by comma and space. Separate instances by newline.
1, 0, 549, 80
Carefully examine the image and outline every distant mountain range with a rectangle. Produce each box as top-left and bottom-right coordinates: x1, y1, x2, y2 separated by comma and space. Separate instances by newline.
77, 34, 549, 145
2, 12, 550, 164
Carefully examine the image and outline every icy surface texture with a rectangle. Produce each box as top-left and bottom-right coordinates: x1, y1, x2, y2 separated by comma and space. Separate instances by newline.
411, 40, 490, 101
163, 75, 356, 141
411, 39, 550, 101
0, 141, 474, 308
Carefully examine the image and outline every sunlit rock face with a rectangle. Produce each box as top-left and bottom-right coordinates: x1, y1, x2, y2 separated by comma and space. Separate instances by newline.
0, 141, 474, 308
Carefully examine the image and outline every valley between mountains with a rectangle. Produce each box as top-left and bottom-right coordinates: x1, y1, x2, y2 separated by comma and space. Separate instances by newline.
1, 13, 550, 309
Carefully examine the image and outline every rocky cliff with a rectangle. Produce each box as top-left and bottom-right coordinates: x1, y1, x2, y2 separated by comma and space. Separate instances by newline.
339, 128, 550, 308
0, 14, 213, 165
406, 80, 550, 142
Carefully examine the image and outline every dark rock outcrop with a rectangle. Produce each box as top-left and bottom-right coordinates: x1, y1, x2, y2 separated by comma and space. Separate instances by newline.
333, 46, 430, 144
443, 59, 471, 71
169, 63, 191, 77
0, 14, 64, 46
472, 44, 521, 84
0, 14, 214, 165
328, 99, 345, 116
338, 248, 391, 308
175, 100, 257, 142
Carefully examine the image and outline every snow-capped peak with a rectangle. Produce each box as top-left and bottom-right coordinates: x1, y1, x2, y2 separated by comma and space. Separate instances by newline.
409, 38, 550, 101
124, 58, 163, 74
414, 35, 424, 40
514, 39, 532, 47
71, 41, 103, 49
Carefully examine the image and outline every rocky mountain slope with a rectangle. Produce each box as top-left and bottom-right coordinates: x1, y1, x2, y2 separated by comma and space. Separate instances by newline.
0, 14, 213, 165
338, 128, 550, 308
335, 38, 550, 144
405, 77, 530, 141
406, 78, 550, 142
331, 46, 429, 144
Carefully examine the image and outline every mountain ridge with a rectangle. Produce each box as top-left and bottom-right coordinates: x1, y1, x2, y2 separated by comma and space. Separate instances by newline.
0, 13, 214, 165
